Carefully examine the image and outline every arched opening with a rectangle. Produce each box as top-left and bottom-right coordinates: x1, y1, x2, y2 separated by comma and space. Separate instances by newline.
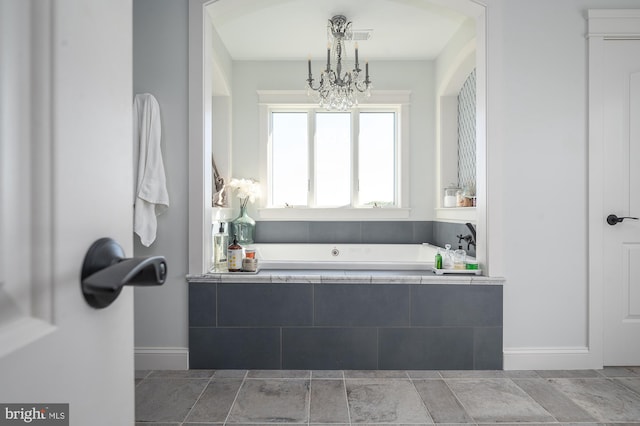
188, 0, 488, 273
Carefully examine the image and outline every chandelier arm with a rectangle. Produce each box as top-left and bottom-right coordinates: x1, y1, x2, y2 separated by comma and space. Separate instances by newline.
306, 77, 322, 91
353, 80, 370, 93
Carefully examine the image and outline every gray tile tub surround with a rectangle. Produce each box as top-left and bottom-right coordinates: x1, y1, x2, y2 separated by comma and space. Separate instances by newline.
255, 220, 434, 244
314, 284, 411, 326
255, 220, 474, 256
411, 284, 502, 327
190, 327, 282, 369
217, 283, 313, 326
189, 281, 503, 370
432, 221, 477, 258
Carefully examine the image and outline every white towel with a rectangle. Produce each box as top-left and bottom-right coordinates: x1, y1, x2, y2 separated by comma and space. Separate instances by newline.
133, 93, 169, 247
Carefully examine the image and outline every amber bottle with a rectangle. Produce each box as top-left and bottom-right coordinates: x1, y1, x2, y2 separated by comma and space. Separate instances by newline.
227, 236, 243, 272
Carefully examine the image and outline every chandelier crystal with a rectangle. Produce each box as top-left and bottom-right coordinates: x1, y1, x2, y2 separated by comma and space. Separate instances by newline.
306, 15, 372, 111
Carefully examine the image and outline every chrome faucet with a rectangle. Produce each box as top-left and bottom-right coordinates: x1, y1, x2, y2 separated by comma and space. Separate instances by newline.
456, 222, 477, 251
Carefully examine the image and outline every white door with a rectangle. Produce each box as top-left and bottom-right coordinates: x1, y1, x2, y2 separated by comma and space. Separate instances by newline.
603, 39, 640, 366
0, 0, 136, 424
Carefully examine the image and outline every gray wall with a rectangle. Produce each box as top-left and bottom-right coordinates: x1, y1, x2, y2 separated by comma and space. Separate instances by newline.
133, 0, 189, 350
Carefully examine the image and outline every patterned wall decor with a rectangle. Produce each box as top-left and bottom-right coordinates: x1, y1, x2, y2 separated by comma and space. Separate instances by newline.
458, 69, 476, 192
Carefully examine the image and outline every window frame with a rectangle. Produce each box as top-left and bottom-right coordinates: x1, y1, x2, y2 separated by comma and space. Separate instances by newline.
257, 90, 411, 220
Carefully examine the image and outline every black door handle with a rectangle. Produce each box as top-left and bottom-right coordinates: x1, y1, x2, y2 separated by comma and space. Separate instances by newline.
607, 214, 639, 226
81, 238, 167, 308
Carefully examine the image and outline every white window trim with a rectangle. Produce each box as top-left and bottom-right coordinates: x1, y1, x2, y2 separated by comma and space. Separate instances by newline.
257, 90, 411, 220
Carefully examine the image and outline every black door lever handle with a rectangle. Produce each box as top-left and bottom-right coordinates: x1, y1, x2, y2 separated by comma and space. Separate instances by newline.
607, 214, 639, 226
81, 238, 167, 308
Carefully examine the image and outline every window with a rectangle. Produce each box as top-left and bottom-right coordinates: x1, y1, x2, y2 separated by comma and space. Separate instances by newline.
271, 112, 308, 206
268, 107, 398, 208
257, 90, 410, 219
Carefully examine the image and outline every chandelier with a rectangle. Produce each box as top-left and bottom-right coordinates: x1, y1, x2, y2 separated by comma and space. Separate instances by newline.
306, 15, 372, 111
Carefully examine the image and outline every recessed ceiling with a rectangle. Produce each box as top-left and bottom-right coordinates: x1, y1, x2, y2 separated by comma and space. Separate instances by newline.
207, 0, 470, 61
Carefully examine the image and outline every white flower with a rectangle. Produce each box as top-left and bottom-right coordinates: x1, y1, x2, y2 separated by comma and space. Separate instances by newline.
227, 178, 261, 206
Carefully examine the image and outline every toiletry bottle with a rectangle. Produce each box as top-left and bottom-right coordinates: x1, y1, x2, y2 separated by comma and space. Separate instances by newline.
454, 245, 466, 270
443, 244, 454, 269
435, 249, 443, 269
213, 223, 228, 271
227, 236, 243, 272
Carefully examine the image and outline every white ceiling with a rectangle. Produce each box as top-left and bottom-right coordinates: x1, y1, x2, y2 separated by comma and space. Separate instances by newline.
206, 0, 471, 61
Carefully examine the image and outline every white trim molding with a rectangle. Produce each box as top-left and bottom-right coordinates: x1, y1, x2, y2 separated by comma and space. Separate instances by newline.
434, 207, 477, 223
503, 347, 597, 371
587, 9, 640, 370
257, 90, 412, 106
258, 208, 411, 221
587, 9, 640, 39
134, 347, 189, 371
188, 0, 216, 274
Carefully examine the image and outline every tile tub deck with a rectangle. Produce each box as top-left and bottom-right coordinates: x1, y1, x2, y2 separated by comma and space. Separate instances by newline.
187, 271, 504, 371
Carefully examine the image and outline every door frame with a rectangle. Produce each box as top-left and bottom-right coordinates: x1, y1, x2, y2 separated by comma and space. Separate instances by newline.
588, 9, 640, 368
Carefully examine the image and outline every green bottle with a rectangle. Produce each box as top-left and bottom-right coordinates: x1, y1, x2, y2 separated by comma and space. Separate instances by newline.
435, 249, 443, 269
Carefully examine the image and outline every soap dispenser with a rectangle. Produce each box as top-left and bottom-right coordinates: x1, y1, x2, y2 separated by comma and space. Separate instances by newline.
453, 245, 466, 270
213, 222, 228, 271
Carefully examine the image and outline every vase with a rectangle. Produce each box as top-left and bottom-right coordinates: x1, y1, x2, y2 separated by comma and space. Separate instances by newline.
231, 205, 255, 245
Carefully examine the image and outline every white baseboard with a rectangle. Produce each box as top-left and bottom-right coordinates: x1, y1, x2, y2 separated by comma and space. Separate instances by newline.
135, 347, 189, 370
503, 346, 602, 370
133, 346, 602, 371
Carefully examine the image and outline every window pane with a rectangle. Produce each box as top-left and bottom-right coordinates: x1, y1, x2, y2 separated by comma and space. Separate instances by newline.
315, 113, 351, 207
271, 112, 308, 206
359, 112, 395, 206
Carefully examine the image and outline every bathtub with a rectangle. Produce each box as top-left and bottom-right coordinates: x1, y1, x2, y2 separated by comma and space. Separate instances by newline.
251, 243, 443, 270
192, 243, 499, 370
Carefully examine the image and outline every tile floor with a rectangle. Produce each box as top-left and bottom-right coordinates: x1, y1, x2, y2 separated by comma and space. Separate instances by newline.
135, 367, 640, 425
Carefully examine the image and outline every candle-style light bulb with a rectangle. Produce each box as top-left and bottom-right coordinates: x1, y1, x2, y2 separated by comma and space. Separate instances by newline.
355, 42, 359, 68
326, 43, 331, 72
